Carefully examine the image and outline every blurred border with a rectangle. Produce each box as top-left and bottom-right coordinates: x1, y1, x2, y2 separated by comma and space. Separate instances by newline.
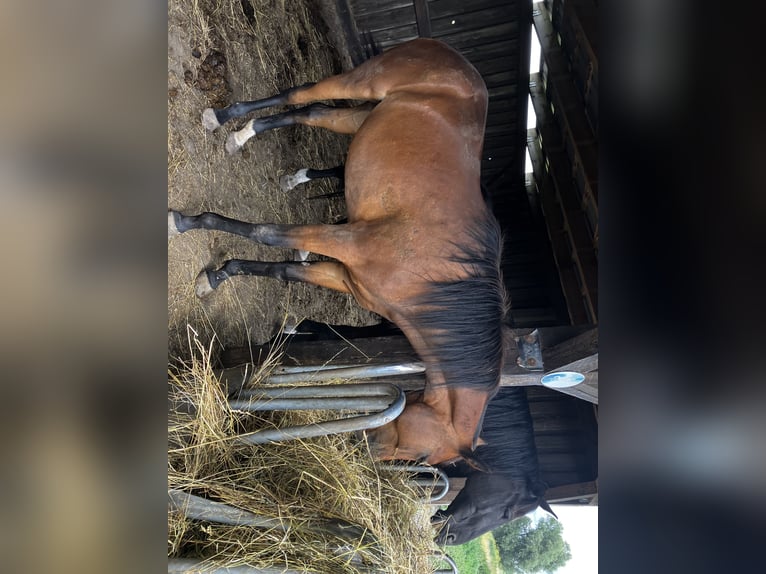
601, 1, 766, 571
0, 2, 166, 574
1, 1, 764, 573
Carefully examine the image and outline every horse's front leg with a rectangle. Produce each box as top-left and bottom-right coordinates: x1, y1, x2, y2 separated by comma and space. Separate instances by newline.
194, 260, 352, 298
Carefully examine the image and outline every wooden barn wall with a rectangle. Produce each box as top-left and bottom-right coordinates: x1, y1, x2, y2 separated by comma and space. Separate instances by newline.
526, 386, 598, 488
346, 0, 570, 327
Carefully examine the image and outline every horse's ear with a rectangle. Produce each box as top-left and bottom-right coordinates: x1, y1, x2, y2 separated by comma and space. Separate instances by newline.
539, 499, 558, 519
459, 449, 491, 473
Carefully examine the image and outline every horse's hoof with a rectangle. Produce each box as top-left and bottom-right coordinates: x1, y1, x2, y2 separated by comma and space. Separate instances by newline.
168, 210, 180, 239
279, 174, 295, 192
195, 270, 216, 298
279, 169, 309, 192
201, 108, 221, 131
225, 133, 242, 155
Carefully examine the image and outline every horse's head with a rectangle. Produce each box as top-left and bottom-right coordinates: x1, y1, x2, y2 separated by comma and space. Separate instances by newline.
364, 386, 492, 468
432, 473, 554, 545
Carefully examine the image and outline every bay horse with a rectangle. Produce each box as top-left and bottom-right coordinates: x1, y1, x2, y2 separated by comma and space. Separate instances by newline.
168, 39, 508, 468
433, 387, 556, 545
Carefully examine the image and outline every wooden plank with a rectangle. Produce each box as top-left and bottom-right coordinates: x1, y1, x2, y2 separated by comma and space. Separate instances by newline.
413, 0, 432, 37
434, 21, 519, 51
457, 38, 519, 65
538, 452, 587, 472
430, 6, 517, 38
545, 480, 598, 503
540, 471, 586, 488
220, 335, 418, 368
534, 434, 585, 453
430, 0, 514, 19
354, 0, 514, 20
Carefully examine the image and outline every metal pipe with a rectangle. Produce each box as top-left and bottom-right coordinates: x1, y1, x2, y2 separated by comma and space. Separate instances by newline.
168, 490, 284, 529
168, 559, 385, 574
229, 396, 395, 411
263, 362, 424, 384
169, 490, 375, 544
433, 552, 459, 574
379, 464, 451, 502
236, 381, 405, 399
233, 383, 405, 445
168, 558, 310, 574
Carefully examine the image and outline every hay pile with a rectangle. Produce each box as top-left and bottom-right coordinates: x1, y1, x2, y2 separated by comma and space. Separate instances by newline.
168, 333, 438, 573
168, 0, 377, 359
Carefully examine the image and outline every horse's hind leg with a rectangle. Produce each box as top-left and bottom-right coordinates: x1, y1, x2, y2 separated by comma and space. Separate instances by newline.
225, 102, 373, 154
204, 39, 477, 130
168, 210, 354, 259
280, 165, 344, 192
194, 259, 352, 298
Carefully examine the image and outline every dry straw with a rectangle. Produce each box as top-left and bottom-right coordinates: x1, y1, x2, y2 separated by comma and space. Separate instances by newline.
168, 330, 438, 573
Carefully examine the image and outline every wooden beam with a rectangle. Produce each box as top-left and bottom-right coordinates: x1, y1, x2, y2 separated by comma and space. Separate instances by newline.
413, 0, 432, 37
545, 480, 598, 503
220, 327, 598, 402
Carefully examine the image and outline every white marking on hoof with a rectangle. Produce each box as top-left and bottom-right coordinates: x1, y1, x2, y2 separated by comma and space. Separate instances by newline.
225, 120, 256, 155
294, 249, 310, 262
279, 168, 310, 192
168, 211, 180, 239
195, 271, 216, 298
225, 133, 242, 155
282, 320, 299, 335
201, 108, 221, 131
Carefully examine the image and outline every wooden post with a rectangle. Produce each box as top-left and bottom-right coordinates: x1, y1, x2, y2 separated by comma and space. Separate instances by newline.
413, 0, 432, 37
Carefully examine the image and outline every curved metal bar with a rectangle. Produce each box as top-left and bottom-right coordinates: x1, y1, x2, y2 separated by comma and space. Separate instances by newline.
263, 362, 425, 384
235, 384, 405, 445
229, 396, 395, 411
379, 464, 451, 502
168, 559, 386, 574
232, 382, 405, 412
432, 552, 459, 574
168, 558, 310, 574
169, 490, 376, 546
238, 382, 405, 398
168, 490, 284, 529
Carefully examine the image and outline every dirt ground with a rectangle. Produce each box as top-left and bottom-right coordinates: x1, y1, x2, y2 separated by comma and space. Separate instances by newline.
168, 0, 378, 360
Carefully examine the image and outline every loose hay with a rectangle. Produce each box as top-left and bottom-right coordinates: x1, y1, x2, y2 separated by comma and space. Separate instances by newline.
168, 332, 438, 573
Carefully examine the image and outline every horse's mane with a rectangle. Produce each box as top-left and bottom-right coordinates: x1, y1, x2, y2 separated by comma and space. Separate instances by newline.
473, 387, 542, 482
413, 210, 508, 393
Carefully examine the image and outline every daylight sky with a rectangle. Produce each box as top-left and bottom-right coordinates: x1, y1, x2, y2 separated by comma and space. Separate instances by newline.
528, 504, 598, 573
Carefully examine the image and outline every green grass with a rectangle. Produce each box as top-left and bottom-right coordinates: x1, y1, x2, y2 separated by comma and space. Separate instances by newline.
447, 532, 504, 574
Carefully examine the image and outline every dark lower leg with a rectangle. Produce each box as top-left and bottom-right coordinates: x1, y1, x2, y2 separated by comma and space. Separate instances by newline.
306, 166, 345, 180
202, 83, 315, 129
200, 259, 352, 294
226, 103, 372, 154
169, 210, 263, 239
169, 210, 347, 255
206, 260, 297, 289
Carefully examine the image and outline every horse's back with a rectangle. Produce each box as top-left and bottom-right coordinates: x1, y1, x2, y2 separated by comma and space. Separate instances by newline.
339, 41, 491, 300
